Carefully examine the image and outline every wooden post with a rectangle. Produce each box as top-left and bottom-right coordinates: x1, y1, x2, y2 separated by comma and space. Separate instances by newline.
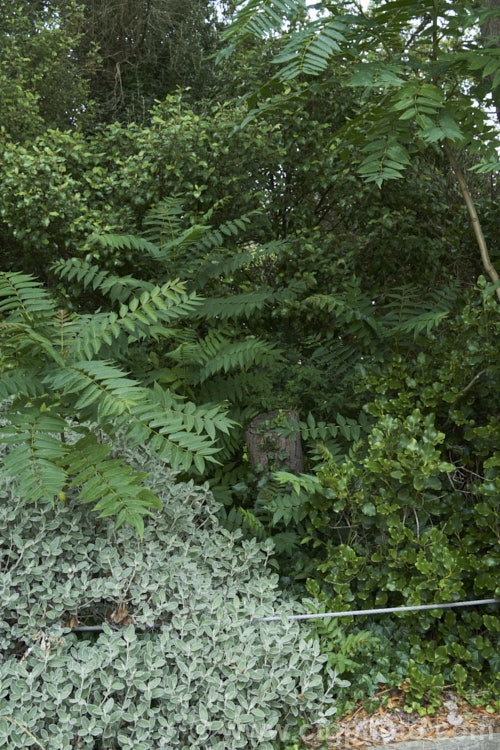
245, 410, 303, 474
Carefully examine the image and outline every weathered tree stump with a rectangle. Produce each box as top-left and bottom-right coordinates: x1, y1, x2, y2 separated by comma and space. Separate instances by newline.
245, 409, 303, 474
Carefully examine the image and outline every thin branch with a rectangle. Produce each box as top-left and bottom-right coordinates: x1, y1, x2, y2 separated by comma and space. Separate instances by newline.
408, 17, 433, 53
0, 716, 47, 750
460, 369, 487, 396
443, 140, 500, 302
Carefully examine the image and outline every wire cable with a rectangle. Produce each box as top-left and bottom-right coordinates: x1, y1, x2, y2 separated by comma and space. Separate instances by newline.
254, 598, 500, 623
66, 598, 500, 631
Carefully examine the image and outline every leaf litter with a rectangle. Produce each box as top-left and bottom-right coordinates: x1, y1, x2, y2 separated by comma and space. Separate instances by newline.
301, 690, 500, 748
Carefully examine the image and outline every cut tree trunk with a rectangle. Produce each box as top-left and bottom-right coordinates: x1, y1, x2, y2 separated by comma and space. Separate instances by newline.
246, 410, 303, 473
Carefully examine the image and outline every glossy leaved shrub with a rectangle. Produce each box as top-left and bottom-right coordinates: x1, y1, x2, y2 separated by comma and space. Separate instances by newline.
0, 439, 336, 749
267, 281, 500, 710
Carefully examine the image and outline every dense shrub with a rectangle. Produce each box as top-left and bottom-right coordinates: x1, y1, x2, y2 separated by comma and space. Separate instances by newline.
0, 440, 336, 749
272, 281, 500, 709
0, 96, 277, 283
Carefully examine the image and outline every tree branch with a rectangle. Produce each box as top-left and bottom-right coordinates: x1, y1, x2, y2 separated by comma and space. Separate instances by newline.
443, 140, 500, 303
460, 369, 487, 397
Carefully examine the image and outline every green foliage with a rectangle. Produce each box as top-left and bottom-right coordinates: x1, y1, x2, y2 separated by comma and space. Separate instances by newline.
215, 279, 464, 549
225, 0, 500, 177
0, 0, 231, 134
0, 1, 97, 141
0, 95, 283, 283
50, 197, 285, 449
223, 0, 500, 296
0, 271, 233, 533
1, 83, 465, 299
301, 604, 410, 715
2, 0, 500, 720
0, 443, 337, 749
270, 279, 500, 704
70, 0, 228, 124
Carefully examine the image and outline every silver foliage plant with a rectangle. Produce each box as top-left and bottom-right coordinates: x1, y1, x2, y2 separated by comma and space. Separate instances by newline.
0, 439, 337, 749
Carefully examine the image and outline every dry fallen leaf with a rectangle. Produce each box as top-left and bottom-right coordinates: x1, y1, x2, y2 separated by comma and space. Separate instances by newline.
110, 603, 129, 624
447, 711, 464, 727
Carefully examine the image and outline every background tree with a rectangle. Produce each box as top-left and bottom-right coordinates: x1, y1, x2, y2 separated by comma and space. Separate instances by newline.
222, 0, 500, 297
481, 0, 500, 122
67, 0, 230, 123
0, 0, 98, 141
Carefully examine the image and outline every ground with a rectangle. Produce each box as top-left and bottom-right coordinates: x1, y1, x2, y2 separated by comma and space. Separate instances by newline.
302, 690, 500, 748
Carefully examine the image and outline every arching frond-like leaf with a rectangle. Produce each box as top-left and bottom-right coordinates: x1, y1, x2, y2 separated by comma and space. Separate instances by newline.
49, 360, 148, 418
88, 232, 160, 258
198, 210, 261, 250
143, 224, 211, 262
123, 384, 234, 473
47, 359, 232, 474
194, 290, 275, 320
59, 280, 202, 358
65, 312, 123, 359
0, 320, 65, 365
238, 506, 267, 539
198, 370, 274, 405
221, 0, 306, 46
0, 272, 56, 322
379, 284, 460, 340
52, 257, 156, 303
0, 262, 238, 530
195, 336, 280, 382
305, 283, 382, 339
0, 409, 69, 501
68, 433, 162, 538
167, 329, 280, 385
273, 18, 347, 79
195, 241, 283, 287
141, 196, 185, 246
118, 281, 201, 323
0, 368, 47, 401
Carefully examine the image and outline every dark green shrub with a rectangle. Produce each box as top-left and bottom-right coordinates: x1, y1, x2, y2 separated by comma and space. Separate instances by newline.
271, 280, 500, 706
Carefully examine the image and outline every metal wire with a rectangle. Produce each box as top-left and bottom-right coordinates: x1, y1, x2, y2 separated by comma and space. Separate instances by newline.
66, 598, 500, 631
68, 623, 160, 632
254, 598, 500, 623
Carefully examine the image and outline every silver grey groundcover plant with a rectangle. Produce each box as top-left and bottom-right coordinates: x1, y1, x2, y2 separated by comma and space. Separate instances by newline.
0, 440, 337, 749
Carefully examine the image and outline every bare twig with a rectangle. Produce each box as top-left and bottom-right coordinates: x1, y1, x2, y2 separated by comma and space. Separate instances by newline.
460, 369, 487, 397
0, 716, 47, 750
443, 141, 500, 302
